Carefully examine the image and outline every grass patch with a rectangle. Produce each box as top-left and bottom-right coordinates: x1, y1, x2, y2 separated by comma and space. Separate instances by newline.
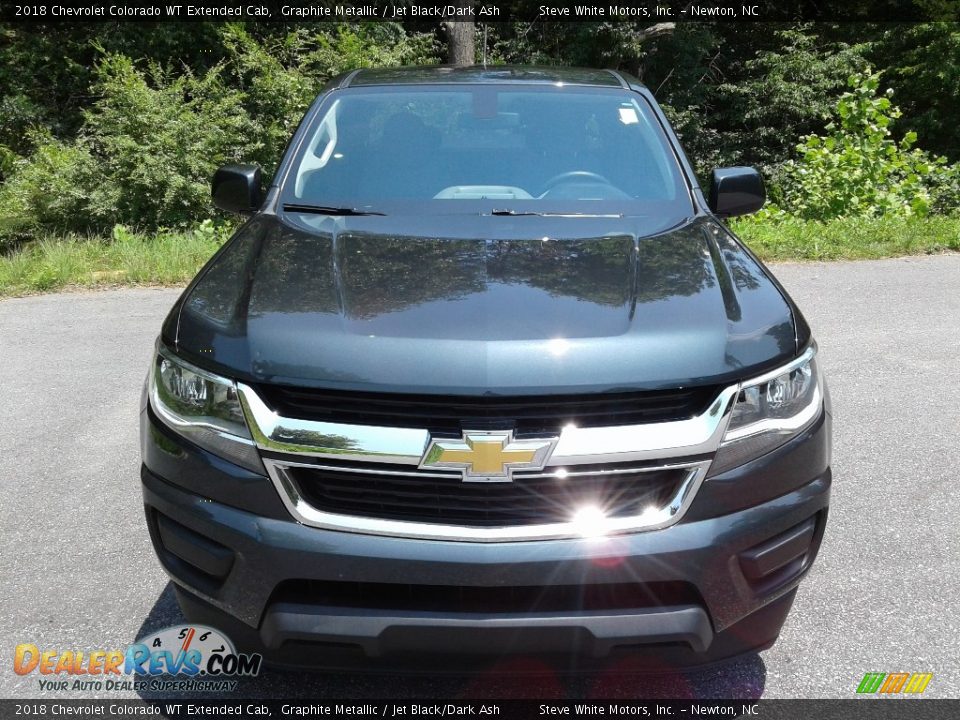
731, 215, 960, 261
0, 226, 226, 297
1, 216, 959, 297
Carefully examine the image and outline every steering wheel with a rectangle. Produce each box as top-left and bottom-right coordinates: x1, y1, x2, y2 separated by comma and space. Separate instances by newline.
543, 170, 613, 190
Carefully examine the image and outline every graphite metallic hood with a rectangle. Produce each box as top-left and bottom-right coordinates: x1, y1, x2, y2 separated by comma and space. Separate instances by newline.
164, 213, 807, 395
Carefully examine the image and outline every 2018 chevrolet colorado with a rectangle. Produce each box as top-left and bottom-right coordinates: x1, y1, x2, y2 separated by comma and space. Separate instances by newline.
140, 66, 832, 670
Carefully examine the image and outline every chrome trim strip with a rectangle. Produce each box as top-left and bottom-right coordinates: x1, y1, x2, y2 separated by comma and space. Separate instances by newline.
721, 346, 821, 444
238, 384, 429, 465
739, 345, 816, 389
237, 383, 739, 466
269, 460, 699, 481
262, 458, 711, 542
550, 386, 738, 465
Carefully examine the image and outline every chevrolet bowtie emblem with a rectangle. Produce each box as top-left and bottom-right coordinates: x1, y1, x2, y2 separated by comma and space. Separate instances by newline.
419, 430, 558, 482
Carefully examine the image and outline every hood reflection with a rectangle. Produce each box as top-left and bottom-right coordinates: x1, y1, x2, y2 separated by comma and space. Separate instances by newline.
174, 215, 799, 393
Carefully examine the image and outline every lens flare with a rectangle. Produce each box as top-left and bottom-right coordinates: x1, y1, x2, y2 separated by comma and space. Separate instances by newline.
571, 505, 609, 538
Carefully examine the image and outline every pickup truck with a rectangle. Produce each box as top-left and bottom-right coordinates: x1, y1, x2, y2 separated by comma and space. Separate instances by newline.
140, 65, 832, 670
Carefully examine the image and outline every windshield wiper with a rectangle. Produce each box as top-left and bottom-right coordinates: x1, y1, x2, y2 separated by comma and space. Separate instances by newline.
488, 209, 623, 218
489, 209, 543, 216
283, 203, 385, 216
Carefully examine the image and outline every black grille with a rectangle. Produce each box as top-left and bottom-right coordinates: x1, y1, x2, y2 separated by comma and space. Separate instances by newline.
253, 384, 719, 435
287, 464, 686, 527
272, 579, 703, 614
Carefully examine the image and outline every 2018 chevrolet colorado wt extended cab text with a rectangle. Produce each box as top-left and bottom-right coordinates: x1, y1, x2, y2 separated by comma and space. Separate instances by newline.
140, 66, 832, 670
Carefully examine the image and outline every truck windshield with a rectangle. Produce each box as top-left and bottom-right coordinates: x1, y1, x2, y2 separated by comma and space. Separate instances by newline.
281, 86, 693, 217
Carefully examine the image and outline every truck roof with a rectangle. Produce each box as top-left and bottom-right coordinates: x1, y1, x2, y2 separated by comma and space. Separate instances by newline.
343, 65, 636, 89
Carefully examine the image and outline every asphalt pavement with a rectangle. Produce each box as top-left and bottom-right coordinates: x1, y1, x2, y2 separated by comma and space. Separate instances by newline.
1, 254, 959, 700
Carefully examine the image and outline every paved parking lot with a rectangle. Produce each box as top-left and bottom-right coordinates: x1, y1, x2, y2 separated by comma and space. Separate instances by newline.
1, 254, 958, 699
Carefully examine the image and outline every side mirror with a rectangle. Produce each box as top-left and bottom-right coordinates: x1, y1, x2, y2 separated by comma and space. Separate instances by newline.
708, 167, 765, 217
212, 164, 262, 214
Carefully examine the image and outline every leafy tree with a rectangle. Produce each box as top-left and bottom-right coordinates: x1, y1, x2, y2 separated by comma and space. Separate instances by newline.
713, 26, 870, 173
0, 23, 228, 158
83, 54, 254, 230
221, 23, 437, 173
1, 19, 958, 245
873, 22, 960, 161
0, 23, 439, 241
0, 134, 100, 245
769, 70, 959, 219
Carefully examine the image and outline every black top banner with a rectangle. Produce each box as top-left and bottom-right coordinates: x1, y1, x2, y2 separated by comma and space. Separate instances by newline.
3, 0, 959, 23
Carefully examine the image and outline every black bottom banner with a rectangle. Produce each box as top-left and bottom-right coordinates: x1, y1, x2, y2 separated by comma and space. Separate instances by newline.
2, 700, 958, 720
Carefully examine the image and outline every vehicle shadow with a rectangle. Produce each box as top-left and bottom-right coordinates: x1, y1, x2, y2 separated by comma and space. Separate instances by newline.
134, 583, 766, 701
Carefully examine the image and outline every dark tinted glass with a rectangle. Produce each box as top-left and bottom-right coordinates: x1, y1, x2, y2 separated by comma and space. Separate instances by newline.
282, 87, 691, 216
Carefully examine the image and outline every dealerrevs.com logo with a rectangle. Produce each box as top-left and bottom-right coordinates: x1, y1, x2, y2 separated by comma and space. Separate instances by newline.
14, 625, 262, 693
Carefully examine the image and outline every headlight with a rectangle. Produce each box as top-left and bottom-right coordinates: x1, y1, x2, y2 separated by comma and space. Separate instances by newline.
148, 344, 263, 473
709, 346, 823, 476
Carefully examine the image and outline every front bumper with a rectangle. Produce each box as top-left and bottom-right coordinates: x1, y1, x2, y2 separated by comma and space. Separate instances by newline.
140, 405, 831, 669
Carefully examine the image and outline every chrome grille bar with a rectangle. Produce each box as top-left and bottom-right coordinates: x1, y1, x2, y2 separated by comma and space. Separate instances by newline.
238, 384, 738, 467
263, 458, 712, 542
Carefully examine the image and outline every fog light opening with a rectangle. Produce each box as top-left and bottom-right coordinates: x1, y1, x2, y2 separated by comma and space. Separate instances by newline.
571, 505, 609, 538
637, 505, 661, 524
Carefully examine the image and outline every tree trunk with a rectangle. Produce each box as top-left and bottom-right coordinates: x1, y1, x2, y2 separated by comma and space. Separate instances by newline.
443, 2, 475, 66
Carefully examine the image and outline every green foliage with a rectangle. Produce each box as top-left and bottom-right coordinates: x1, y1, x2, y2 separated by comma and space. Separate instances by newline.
0, 226, 230, 296
0, 24, 229, 158
713, 26, 870, 172
872, 22, 960, 161
732, 215, 960, 261
637, 25, 725, 182
0, 19, 957, 250
220, 25, 319, 174
0, 144, 16, 179
0, 134, 101, 247
221, 23, 437, 174
0, 56, 253, 241
0, 23, 439, 243
768, 70, 960, 220
84, 54, 255, 229
0, 91, 46, 161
